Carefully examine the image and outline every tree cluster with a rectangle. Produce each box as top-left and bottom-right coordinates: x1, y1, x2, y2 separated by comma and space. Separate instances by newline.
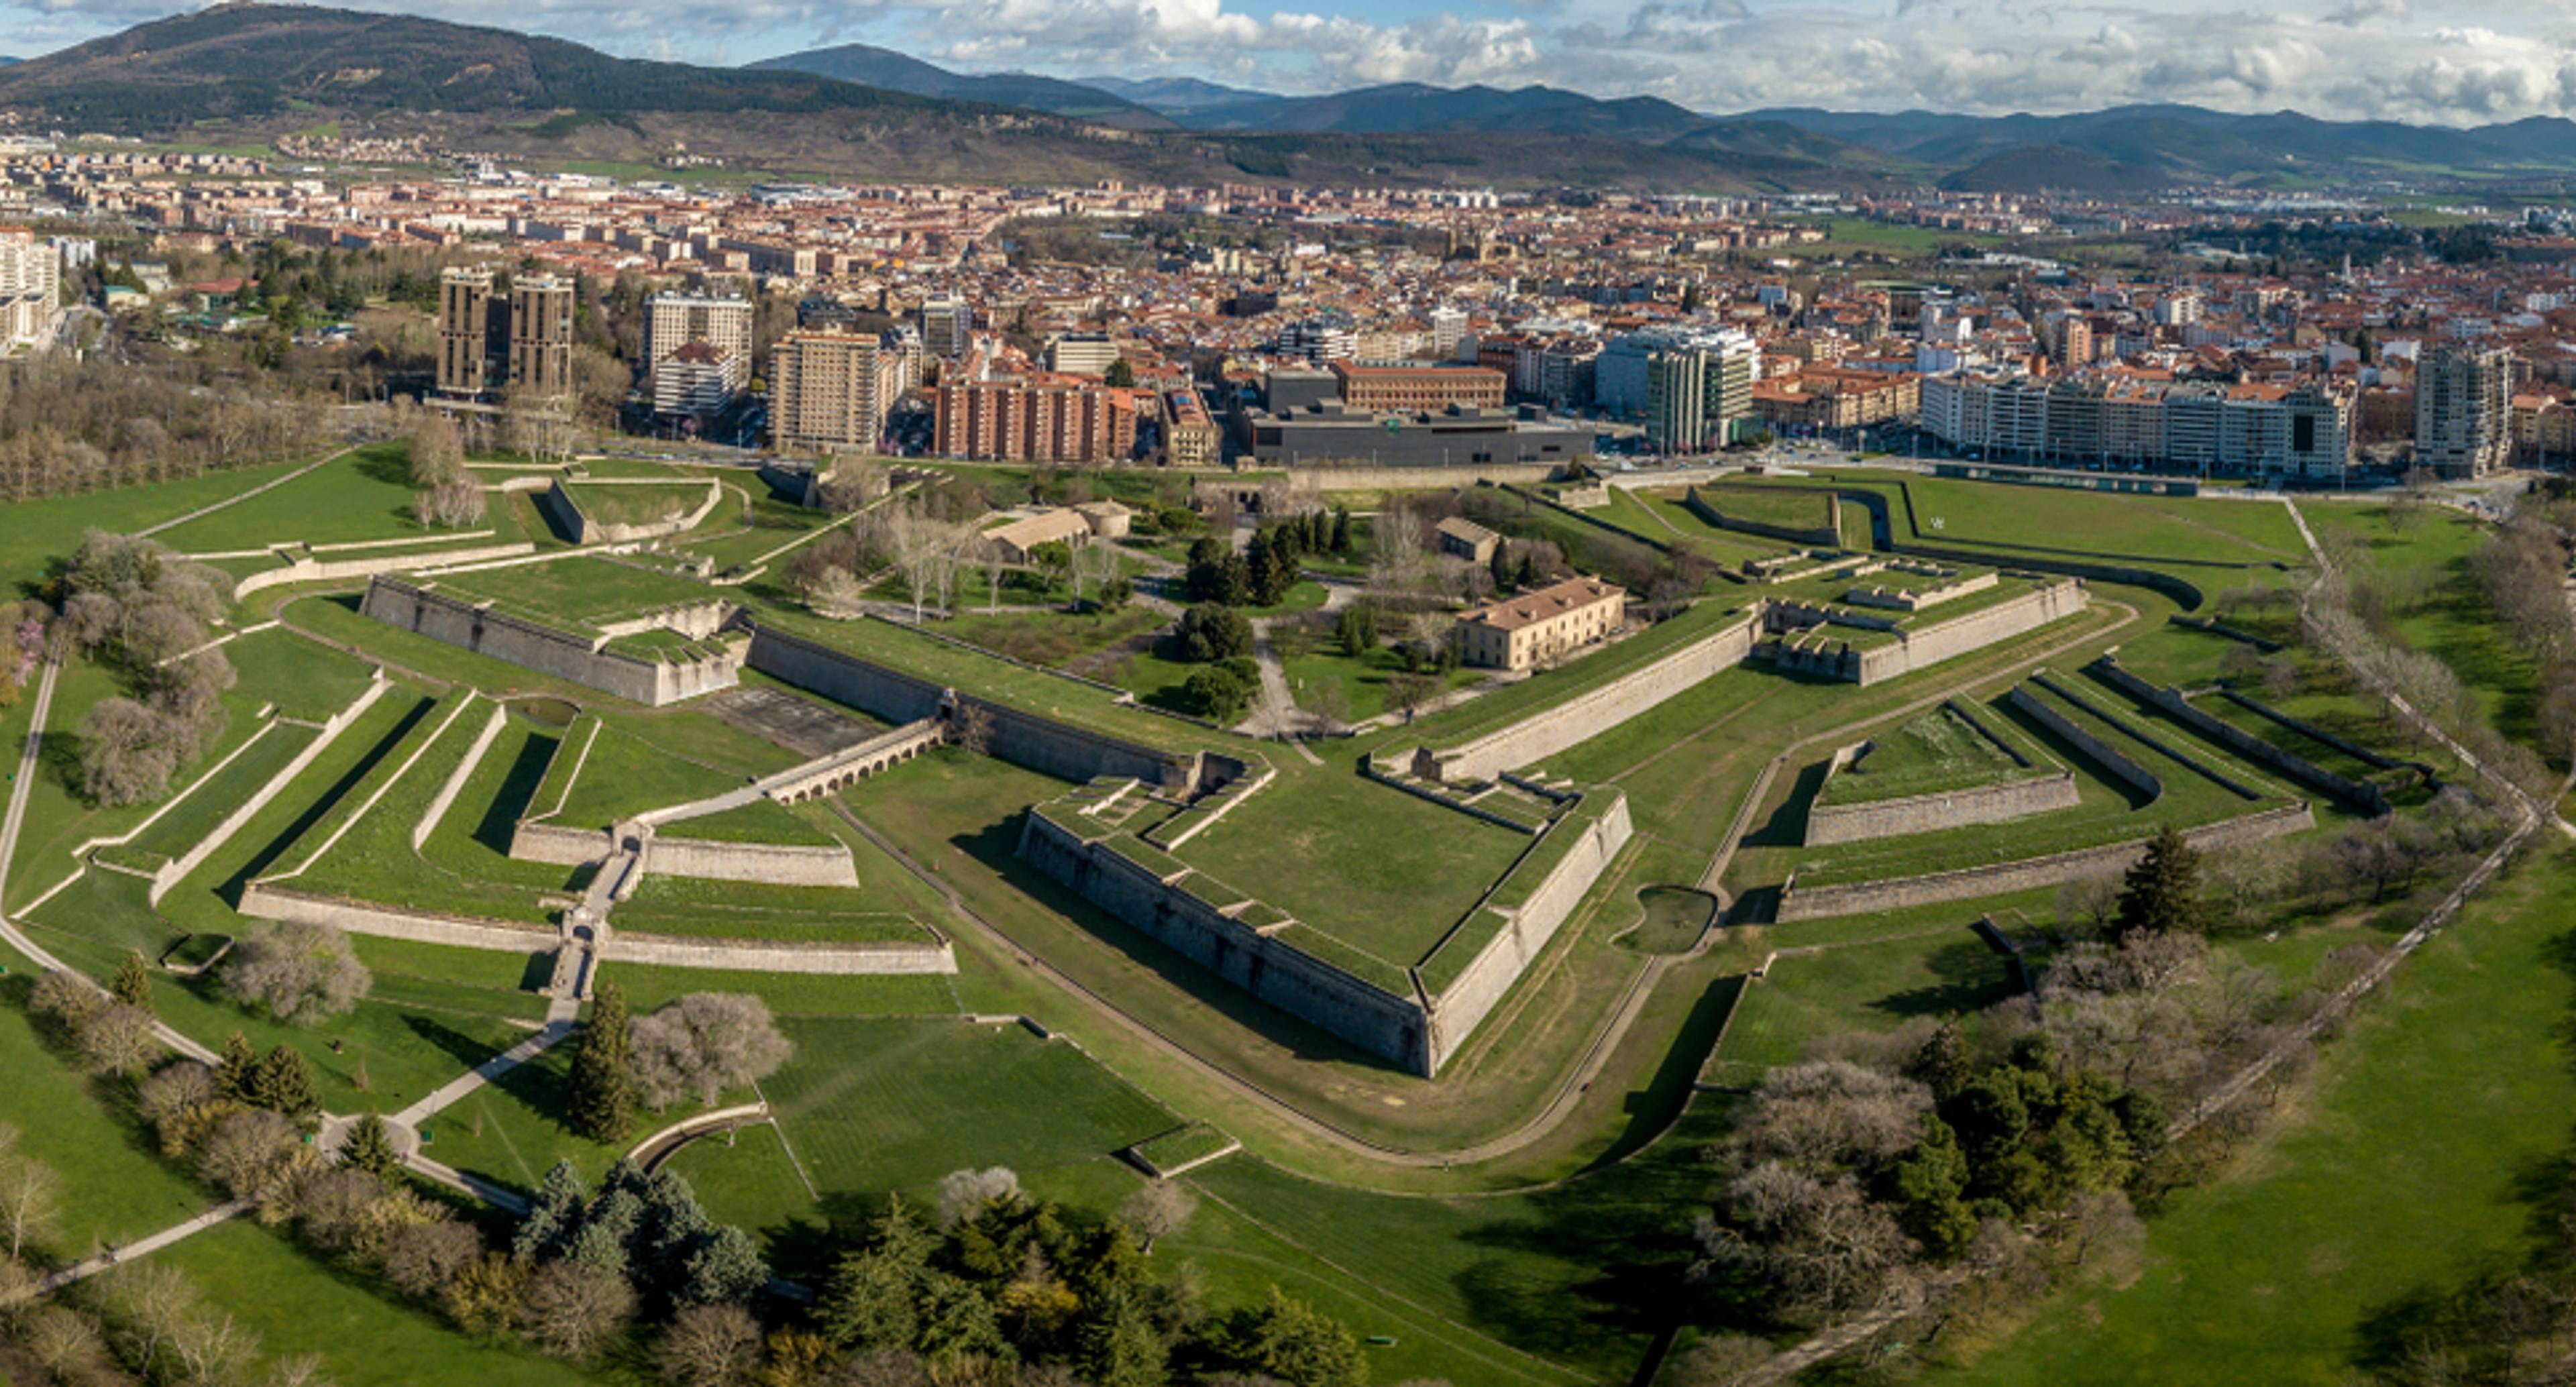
0, 354, 341, 503
629, 993, 795, 1111
53, 531, 238, 808
510, 1158, 770, 1354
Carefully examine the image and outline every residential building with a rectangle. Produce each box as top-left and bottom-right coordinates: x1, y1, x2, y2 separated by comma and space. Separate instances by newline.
436, 266, 494, 397
1458, 575, 1627, 671
2416, 343, 2513, 478
0, 229, 60, 349
506, 276, 574, 398
1328, 361, 1507, 412
919, 296, 971, 359
934, 374, 1142, 463
1165, 390, 1220, 467
644, 292, 753, 416
772, 330, 901, 455
1645, 337, 1756, 453
1046, 331, 1120, 376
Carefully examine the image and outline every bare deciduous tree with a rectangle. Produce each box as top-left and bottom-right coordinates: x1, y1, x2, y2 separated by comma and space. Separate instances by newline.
520, 1260, 637, 1361
656, 1302, 765, 1387
628, 994, 794, 1111
384, 1220, 484, 1299
221, 922, 372, 1025
935, 1166, 1021, 1229
1120, 1179, 1197, 1254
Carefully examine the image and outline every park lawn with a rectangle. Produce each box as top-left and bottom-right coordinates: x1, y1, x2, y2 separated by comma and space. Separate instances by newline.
547, 723, 747, 830
1699, 924, 2022, 1086
936, 602, 1165, 671
0, 970, 210, 1256
17, 875, 535, 1119
759, 1017, 1177, 1198
1281, 642, 1482, 724
1629, 490, 1810, 567
1936, 846, 2576, 1386
1240, 579, 1330, 618
1176, 761, 1532, 968
681, 491, 841, 573
219, 626, 382, 720
122, 721, 320, 863
2301, 500, 2539, 744
0, 453, 323, 593
5, 659, 270, 912
656, 796, 839, 846
420, 553, 720, 634
2108, 620, 2255, 689
614, 871, 926, 944
599, 963, 959, 1018
1026, 1160, 1592, 1387
144, 1221, 620, 1387
417, 716, 596, 895
1888, 476, 2308, 568
1107, 645, 1210, 717
151, 443, 472, 552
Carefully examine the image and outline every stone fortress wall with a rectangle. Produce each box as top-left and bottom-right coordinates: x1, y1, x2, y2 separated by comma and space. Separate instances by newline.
1421, 611, 1765, 785
1803, 700, 2084, 846
360, 574, 741, 707
1420, 791, 1635, 1065
1758, 579, 2090, 685
1018, 800, 1438, 1072
741, 620, 1220, 795
543, 476, 725, 546
1685, 484, 1845, 547
1777, 802, 2316, 921
2087, 656, 2399, 816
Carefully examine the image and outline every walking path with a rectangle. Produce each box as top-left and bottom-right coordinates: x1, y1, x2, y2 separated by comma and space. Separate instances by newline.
33, 1199, 256, 1294
133, 447, 356, 540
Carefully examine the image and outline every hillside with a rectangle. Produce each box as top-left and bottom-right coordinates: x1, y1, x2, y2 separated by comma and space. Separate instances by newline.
1077, 74, 1278, 115
748, 44, 1176, 130
1175, 81, 1715, 143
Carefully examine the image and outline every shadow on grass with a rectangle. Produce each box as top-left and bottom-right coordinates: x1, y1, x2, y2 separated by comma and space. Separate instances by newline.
1739, 757, 1829, 850
210, 694, 433, 911
472, 731, 560, 856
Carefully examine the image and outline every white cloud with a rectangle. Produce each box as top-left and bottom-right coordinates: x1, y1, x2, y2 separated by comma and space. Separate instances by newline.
9, 0, 2576, 127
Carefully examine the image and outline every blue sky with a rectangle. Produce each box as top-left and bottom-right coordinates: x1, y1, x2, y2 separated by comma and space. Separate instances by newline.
7, 0, 2576, 123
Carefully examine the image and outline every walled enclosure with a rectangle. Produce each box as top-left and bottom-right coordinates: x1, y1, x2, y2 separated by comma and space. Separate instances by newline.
1016, 780, 1635, 1076
1685, 484, 1845, 547
360, 573, 743, 706
1417, 610, 1765, 784
1803, 703, 2083, 846
543, 476, 725, 545
2088, 656, 2398, 816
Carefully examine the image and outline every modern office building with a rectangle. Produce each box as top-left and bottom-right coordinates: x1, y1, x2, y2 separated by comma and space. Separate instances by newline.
1644, 337, 1757, 453
918, 296, 971, 359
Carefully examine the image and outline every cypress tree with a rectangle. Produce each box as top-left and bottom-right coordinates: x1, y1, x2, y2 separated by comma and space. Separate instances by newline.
2114, 826, 2204, 937
1330, 507, 1352, 553
567, 981, 635, 1144
341, 1112, 400, 1180
111, 950, 154, 1010
1489, 543, 1515, 594
252, 1045, 321, 1123
215, 1031, 258, 1103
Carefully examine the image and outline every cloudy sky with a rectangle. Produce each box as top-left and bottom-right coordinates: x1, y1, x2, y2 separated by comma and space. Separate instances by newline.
9, 0, 2576, 124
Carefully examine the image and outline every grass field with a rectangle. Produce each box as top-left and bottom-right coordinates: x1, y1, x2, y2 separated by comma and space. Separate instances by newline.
1701, 924, 2022, 1085
0, 453, 324, 594
655, 796, 838, 846
220, 626, 382, 720
2300, 500, 2539, 745
0, 968, 209, 1256
559, 479, 716, 530
1931, 846, 2576, 1384
152, 444, 505, 553
1812, 702, 2043, 807
421, 553, 721, 634
146, 1221, 616, 1387
546, 722, 748, 829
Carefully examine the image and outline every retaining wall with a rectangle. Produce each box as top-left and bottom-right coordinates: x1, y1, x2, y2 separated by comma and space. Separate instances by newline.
412, 704, 508, 851
1422, 793, 1633, 1063
231, 541, 536, 600
638, 835, 859, 888
604, 932, 955, 975
1804, 722, 2082, 846
1861, 580, 2089, 683
360, 575, 740, 706
2004, 685, 2165, 802
150, 676, 391, 903
2089, 658, 2394, 816
743, 622, 1208, 793
1017, 810, 1436, 1073
546, 477, 724, 545
511, 822, 615, 866
237, 882, 560, 951
1776, 803, 2318, 920
1287, 461, 1558, 493
1422, 610, 1764, 783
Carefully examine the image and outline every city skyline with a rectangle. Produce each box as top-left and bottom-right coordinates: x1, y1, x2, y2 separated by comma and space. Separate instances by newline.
6, 0, 2576, 126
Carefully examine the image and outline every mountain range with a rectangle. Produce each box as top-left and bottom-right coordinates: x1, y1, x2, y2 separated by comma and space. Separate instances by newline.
7, 7, 2576, 194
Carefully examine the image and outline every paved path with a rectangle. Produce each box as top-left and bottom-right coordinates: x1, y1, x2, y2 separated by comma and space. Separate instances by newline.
34, 1199, 256, 1293
133, 448, 356, 541
392, 1019, 579, 1127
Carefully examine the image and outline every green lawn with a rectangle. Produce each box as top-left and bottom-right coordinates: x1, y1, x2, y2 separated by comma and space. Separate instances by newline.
1701, 925, 2021, 1085
655, 796, 838, 846
0, 453, 323, 594
742, 1016, 1179, 1206
220, 626, 383, 720
1281, 642, 1483, 723
1176, 761, 1532, 968
1886, 476, 2309, 569
1690, 484, 1836, 535
0, 968, 209, 1256
559, 479, 717, 531
420, 553, 722, 634
546, 722, 747, 830
145, 1221, 618, 1387
1812, 702, 2042, 807
1938, 846, 2576, 1385
152, 443, 509, 553
2300, 500, 2538, 745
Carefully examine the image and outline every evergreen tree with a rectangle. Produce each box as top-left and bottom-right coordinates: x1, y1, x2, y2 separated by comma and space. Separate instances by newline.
1884, 1115, 1978, 1262
817, 1200, 935, 1351
1330, 507, 1352, 553
680, 1225, 770, 1306
1229, 1288, 1364, 1387
1079, 1285, 1171, 1387
1909, 1021, 1971, 1101
215, 1031, 258, 1103
2114, 826, 2204, 937
514, 1160, 588, 1264
1489, 543, 1515, 594
111, 950, 154, 1010
251, 1045, 321, 1122
567, 1188, 643, 1280
1517, 551, 1540, 589
566, 981, 635, 1144
341, 1112, 400, 1180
